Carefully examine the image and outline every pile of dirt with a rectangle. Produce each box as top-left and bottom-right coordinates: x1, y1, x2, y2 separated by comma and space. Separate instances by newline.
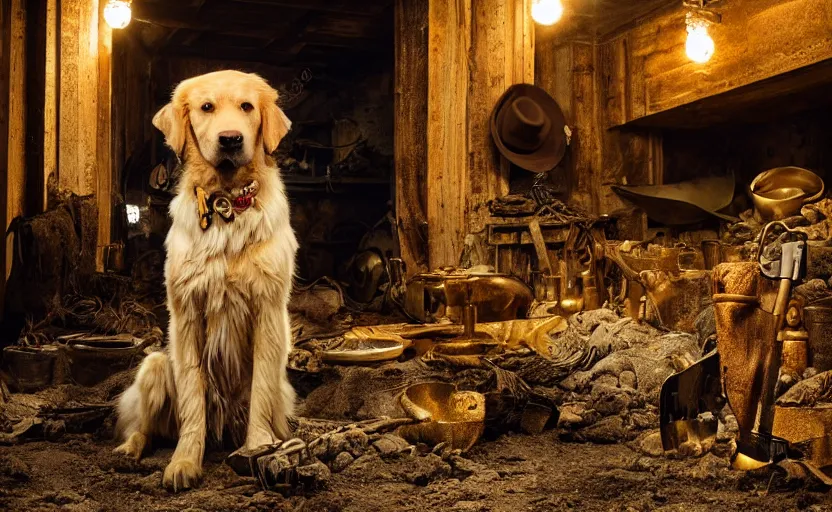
2, 430, 831, 511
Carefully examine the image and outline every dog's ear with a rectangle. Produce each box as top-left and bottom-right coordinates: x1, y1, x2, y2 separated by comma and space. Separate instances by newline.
152, 103, 187, 156
261, 97, 292, 155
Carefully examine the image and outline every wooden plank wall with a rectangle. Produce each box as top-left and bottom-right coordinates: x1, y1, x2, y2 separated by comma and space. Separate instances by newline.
57, 0, 112, 268
421, 0, 534, 269
111, 30, 153, 220
467, 0, 534, 235
608, 0, 832, 126
0, 0, 113, 302
426, 0, 471, 269
534, 40, 600, 214
533, 0, 832, 240
394, 0, 429, 277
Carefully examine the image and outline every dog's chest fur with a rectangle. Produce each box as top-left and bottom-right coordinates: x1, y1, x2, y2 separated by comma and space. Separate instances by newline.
164, 171, 297, 443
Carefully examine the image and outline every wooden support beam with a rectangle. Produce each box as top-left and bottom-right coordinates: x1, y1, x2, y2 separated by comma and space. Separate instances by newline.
97, 1, 112, 252
394, 0, 429, 277
6, 0, 25, 279
426, 0, 470, 268
43, 0, 57, 210
58, 0, 112, 269
402, 0, 535, 269
0, 0, 11, 307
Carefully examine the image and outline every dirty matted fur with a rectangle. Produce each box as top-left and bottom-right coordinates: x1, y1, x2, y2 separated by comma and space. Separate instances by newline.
113, 70, 297, 491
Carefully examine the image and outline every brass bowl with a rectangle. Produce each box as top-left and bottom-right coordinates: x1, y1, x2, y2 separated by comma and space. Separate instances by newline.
750, 167, 825, 221
398, 382, 485, 452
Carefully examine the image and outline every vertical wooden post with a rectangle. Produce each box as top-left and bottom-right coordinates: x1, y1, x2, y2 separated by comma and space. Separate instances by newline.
423, 0, 534, 269
43, 0, 57, 209
58, 0, 111, 269
97, 1, 112, 258
426, 0, 471, 269
394, 0, 430, 277
6, 0, 26, 279
0, 0, 12, 310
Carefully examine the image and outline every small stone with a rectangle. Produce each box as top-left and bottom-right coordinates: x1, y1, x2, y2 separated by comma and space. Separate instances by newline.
629, 410, 658, 429
373, 433, 410, 455
576, 416, 627, 443
331, 452, 354, 473
638, 431, 665, 457
556, 410, 581, 429
591, 389, 632, 416
619, 371, 637, 390
296, 460, 331, 489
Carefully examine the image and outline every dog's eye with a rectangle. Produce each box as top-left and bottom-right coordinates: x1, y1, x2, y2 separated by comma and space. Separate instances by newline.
241, 102, 254, 113
201, 102, 214, 113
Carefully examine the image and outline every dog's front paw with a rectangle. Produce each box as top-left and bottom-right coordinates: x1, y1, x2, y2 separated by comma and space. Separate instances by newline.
245, 426, 279, 451
113, 432, 146, 461
163, 459, 202, 492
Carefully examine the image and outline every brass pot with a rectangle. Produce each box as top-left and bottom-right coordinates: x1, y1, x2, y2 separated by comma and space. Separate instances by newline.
750, 167, 825, 221
398, 382, 485, 452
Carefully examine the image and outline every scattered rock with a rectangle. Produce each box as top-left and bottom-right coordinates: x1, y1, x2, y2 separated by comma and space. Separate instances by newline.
372, 433, 410, 455
628, 409, 658, 430
638, 431, 665, 457
297, 460, 331, 490
575, 416, 628, 444
331, 452, 354, 473
619, 371, 637, 390
591, 384, 633, 416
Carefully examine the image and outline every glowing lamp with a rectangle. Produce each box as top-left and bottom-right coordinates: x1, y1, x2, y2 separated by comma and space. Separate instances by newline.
531, 0, 563, 26
104, 0, 132, 29
685, 14, 714, 63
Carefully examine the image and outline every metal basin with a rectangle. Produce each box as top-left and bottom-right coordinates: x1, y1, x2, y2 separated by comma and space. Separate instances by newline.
398, 382, 485, 452
750, 167, 825, 221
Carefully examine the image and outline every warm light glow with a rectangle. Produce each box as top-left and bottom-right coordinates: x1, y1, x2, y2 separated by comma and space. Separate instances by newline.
685, 17, 714, 63
531, 0, 563, 25
104, 0, 132, 29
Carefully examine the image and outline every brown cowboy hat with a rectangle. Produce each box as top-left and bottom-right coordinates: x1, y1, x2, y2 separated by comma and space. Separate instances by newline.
490, 83, 567, 173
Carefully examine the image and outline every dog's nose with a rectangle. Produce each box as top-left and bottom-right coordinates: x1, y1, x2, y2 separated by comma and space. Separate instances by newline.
219, 131, 244, 151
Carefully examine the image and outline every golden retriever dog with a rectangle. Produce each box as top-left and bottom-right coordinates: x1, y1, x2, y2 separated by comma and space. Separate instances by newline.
113, 70, 297, 491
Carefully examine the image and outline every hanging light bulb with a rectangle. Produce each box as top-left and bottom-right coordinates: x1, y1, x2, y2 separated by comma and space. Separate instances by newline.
104, 0, 132, 29
685, 13, 714, 63
531, 0, 564, 26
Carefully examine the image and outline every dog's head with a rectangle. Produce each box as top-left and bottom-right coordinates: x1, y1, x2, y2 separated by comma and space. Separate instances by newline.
153, 70, 291, 175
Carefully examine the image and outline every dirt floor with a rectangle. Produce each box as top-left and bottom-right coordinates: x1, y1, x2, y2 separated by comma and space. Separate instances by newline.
2, 429, 832, 512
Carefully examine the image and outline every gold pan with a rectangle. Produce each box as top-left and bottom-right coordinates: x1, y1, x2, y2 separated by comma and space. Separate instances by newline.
750, 167, 825, 221
398, 382, 486, 452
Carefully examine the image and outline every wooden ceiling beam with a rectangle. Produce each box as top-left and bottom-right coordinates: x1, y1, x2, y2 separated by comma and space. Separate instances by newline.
228, 0, 392, 16
159, 43, 328, 69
